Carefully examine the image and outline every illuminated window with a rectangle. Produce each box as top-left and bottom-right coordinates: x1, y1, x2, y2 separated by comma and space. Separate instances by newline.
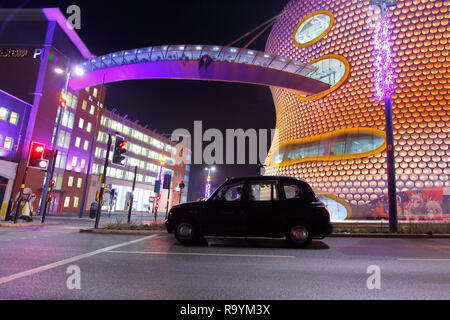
83, 140, 89, 150
80, 159, 86, 169
71, 156, 78, 167
64, 196, 70, 207
93, 88, 98, 98
309, 58, 346, 86
68, 176, 74, 187
86, 122, 92, 132
0, 107, 9, 121
77, 178, 82, 188
294, 11, 334, 47
272, 130, 385, 165
73, 197, 79, 208
75, 137, 81, 148
9, 112, 19, 125
3, 137, 13, 150
297, 54, 350, 101
78, 118, 84, 129
89, 105, 95, 115
81, 100, 87, 110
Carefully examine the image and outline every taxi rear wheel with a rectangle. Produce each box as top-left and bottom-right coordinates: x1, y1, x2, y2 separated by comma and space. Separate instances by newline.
286, 223, 312, 248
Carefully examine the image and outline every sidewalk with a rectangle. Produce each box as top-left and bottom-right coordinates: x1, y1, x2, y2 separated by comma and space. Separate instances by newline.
0, 211, 167, 228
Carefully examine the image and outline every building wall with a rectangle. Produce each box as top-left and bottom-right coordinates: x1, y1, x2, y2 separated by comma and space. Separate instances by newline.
265, 0, 449, 221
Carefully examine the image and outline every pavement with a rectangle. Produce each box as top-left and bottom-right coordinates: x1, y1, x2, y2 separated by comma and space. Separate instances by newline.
0, 224, 449, 300
0, 212, 167, 229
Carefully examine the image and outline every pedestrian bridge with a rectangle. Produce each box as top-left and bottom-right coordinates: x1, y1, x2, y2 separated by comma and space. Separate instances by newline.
69, 45, 331, 96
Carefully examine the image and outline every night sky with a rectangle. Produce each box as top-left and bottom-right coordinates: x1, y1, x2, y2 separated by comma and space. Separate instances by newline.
2, 0, 289, 201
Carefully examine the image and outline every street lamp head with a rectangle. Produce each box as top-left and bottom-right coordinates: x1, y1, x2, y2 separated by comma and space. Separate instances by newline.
74, 65, 85, 76
211, 167, 216, 171
54, 67, 64, 74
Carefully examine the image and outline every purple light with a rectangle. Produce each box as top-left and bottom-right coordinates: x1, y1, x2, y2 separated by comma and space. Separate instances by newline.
204, 183, 211, 199
42, 8, 95, 59
373, 15, 395, 102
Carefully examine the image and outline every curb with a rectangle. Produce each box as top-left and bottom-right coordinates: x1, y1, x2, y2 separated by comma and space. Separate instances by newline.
80, 228, 167, 235
328, 233, 450, 239
0, 222, 61, 228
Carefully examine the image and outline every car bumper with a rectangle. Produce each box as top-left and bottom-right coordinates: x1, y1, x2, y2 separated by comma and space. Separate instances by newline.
313, 222, 333, 239
165, 219, 174, 233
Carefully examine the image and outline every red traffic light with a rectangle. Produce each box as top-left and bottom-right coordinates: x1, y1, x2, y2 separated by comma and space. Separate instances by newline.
49, 179, 55, 187
28, 142, 49, 170
59, 93, 67, 109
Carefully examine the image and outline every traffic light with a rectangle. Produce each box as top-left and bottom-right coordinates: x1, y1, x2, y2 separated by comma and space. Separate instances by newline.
110, 189, 116, 199
59, 93, 67, 109
46, 179, 55, 201
154, 180, 161, 194
163, 173, 171, 190
112, 135, 127, 166
27, 142, 49, 170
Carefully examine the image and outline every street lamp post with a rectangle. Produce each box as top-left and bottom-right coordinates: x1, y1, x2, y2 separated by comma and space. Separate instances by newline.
38, 64, 74, 217
79, 73, 105, 218
372, 0, 398, 232
204, 166, 215, 199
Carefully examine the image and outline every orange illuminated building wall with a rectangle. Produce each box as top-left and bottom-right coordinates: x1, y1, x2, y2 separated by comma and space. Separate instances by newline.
265, 0, 449, 220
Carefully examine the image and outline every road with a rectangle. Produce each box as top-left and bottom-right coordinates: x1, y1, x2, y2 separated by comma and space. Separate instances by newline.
0, 224, 449, 300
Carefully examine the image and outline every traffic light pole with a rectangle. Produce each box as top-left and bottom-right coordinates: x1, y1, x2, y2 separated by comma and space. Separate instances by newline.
127, 165, 138, 224
41, 150, 58, 223
94, 133, 112, 228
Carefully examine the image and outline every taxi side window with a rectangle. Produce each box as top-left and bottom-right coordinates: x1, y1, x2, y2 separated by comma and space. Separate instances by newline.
283, 183, 304, 200
248, 181, 279, 201
214, 181, 245, 201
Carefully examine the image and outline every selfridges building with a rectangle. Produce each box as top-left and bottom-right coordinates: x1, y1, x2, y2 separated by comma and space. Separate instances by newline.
264, 0, 449, 221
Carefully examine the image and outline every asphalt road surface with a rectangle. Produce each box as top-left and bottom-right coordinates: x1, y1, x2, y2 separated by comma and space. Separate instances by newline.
0, 224, 449, 300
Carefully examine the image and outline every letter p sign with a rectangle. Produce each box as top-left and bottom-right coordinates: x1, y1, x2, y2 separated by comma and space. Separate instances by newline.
33, 48, 43, 59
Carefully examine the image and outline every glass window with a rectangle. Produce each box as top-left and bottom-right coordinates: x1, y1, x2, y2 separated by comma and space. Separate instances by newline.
78, 118, 84, 129
0, 107, 9, 121
213, 181, 245, 201
81, 100, 87, 110
89, 105, 95, 115
57, 130, 71, 149
248, 181, 278, 201
73, 197, 79, 208
93, 88, 98, 98
273, 131, 385, 164
3, 137, 13, 150
294, 12, 332, 45
86, 122, 92, 132
309, 58, 346, 86
71, 156, 78, 167
64, 196, 70, 207
80, 159, 86, 168
83, 140, 89, 150
77, 178, 82, 188
55, 151, 67, 169
68, 176, 74, 187
75, 137, 81, 148
283, 181, 316, 202
283, 183, 304, 200
9, 112, 19, 125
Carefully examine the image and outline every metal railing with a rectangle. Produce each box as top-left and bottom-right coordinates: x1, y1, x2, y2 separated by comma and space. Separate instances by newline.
79, 45, 334, 81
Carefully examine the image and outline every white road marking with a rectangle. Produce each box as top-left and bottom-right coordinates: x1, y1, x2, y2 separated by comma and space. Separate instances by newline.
108, 250, 296, 259
0, 234, 159, 285
398, 258, 450, 262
